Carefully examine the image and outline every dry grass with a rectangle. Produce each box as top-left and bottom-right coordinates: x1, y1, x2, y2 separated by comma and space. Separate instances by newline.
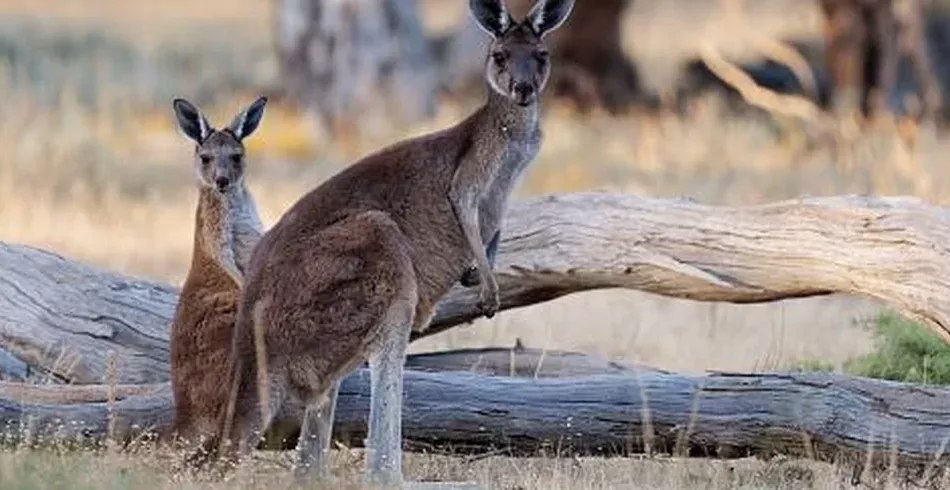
0, 0, 947, 488
0, 447, 873, 490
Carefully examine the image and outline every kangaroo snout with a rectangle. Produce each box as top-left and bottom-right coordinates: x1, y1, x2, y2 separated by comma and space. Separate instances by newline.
512, 82, 536, 106
215, 176, 231, 191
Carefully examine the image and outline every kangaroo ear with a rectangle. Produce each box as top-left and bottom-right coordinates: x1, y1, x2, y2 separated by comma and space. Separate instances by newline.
227, 96, 268, 140
527, 0, 574, 38
469, 0, 512, 38
173, 98, 212, 144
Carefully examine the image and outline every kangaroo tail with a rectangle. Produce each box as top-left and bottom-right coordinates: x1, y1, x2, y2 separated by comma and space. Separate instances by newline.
216, 345, 244, 459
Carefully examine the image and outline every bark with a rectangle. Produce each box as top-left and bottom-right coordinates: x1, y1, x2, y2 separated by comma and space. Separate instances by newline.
272, 0, 437, 135
5, 192, 950, 385
0, 381, 165, 405
3, 369, 950, 474
396, 341, 649, 378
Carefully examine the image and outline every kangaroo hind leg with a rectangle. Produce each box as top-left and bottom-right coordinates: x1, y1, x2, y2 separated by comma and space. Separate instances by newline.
364, 294, 415, 488
293, 380, 341, 484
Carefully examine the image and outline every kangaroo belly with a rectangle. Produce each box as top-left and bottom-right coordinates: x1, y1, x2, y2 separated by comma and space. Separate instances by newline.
170, 279, 241, 435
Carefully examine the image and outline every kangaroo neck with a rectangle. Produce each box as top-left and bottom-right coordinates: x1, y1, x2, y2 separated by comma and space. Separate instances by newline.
194, 184, 248, 250
483, 88, 539, 137
198, 184, 249, 215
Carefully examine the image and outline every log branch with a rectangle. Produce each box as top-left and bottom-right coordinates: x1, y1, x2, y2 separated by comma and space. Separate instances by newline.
3, 369, 950, 473
428, 192, 950, 343
3, 192, 950, 385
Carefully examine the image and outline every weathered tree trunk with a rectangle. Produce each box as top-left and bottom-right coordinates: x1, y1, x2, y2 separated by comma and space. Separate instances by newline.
6, 192, 950, 386
272, 0, 437, 136
4, 369, 950, 474
438, 0, 650, 114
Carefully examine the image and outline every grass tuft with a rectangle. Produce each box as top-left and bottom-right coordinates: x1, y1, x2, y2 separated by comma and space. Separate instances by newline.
844, 312, 950, 385
792, 312, 950, 385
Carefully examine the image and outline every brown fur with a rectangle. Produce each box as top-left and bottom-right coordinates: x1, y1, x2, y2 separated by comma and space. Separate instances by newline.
169, 189, 254, 446
819, 0, 942, 121
221, 88, 539, 445
214, 0, 575, 484
166, 97, 267, 458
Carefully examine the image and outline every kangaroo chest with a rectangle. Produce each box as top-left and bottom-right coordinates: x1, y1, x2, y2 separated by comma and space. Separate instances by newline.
500, 125, 542, 183
225, 192, 264, 273
471, 124, 542, 247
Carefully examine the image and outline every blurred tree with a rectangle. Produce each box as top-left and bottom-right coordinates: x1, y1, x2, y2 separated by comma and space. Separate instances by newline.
519, 0, 647, 114
437, 0, 652, 115
273, 0, 652, 138
272, 0, 437, 137
818, 0, 943, 123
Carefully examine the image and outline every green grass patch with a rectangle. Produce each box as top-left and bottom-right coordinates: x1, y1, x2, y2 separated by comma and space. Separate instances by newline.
791, 312, 950, 385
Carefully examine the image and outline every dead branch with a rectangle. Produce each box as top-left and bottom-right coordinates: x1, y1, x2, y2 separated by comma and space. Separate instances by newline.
3, 368, 950, 474
4, 192, 950, 385
697, 42, 829, 127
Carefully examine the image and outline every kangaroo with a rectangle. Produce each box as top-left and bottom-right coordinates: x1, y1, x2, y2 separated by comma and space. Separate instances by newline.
213, 0, 574, 486
167, 97, 267, 456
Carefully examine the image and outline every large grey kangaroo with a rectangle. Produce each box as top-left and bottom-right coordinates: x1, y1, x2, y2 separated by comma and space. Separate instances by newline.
216, 0, 574, 487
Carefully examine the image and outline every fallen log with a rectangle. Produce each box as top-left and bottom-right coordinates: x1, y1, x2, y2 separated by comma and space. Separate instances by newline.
2, 369, 950, 473
4, 192, 950, 385
0, 381, 165, 405
0, 344, 644, 450
0, 344, 635, 406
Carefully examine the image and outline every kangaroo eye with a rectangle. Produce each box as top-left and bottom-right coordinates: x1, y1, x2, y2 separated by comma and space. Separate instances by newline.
230, 154, 242, 163
491, 52, 507, 64
535, 51, 550, 62
199, 155, 212, 165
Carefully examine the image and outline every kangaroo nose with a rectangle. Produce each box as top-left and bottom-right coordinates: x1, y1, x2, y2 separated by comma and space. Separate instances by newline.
512, 83, 535, 103
215, 176, 230, 190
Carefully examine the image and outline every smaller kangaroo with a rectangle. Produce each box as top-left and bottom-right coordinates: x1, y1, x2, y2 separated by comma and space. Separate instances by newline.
214, 1, 574, 487
167, 96, 267, 457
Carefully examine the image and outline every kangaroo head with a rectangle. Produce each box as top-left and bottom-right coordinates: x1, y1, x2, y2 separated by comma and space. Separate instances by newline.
172, 97, 267, 193
470, 0, 574, 106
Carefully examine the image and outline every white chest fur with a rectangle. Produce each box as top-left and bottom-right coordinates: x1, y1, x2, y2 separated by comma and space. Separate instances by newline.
500, 124, 542, 184
225, 189, 264, 273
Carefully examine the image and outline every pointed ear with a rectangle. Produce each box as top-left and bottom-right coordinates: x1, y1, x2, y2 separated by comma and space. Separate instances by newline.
227, 96, 268, 140
172, 98, 212, 144
469, 0, 512, 38
527, 0, 574, 38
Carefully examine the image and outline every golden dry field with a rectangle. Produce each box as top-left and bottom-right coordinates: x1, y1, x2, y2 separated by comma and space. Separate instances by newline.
1, 0, 947, 488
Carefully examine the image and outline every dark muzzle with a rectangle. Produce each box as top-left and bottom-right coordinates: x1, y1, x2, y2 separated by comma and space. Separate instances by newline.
512, 82, 537, 106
